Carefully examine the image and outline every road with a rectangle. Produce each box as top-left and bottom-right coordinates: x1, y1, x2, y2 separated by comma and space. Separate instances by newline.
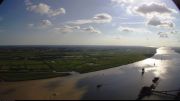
0, 47, 180, 100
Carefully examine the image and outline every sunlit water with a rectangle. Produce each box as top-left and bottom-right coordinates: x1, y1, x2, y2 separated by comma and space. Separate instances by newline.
137, 47, 178, 78
0, 47, 180, 100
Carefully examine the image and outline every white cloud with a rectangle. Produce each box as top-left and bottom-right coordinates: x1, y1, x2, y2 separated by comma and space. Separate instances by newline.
68, 13, 112, 25
131, 2, 177, 29
118, 26, 134, 32
133, 2, 177, 20
134, 2, 177, 16
111, 0, 134, 6
93, 13, 112, 23
48, 8, 66, 17
39, 20, 52, 28
118, 26, 151, 33
29, 20, 52, 28
82, 26, 102, 34
111, 1, 177, 30
26, 1, 65, 17
54, 27, 73, 33
27, 3, 50, 15
54, 25, 80, 33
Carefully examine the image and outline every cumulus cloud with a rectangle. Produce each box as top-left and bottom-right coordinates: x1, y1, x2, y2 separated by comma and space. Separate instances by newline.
111, 1, 177, 30
134, 2, 177, 16
147, 16, 175, 28
132, 2, 177, 29
25, 0, 65, 17
68, 13, 112, 25
133, 2, 176, 23
147, 17, 161, 26
54, 25, 80, 33
27, 3, 50, 15
82, 26, 102, 34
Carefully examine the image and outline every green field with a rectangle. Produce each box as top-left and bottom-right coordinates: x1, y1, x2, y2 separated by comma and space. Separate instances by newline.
0, 46, 156, 81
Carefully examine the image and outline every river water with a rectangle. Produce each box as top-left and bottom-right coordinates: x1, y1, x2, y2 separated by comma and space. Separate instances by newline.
0, 47, 180, 100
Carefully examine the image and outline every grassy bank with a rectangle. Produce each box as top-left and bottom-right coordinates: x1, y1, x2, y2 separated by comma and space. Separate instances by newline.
0, 46, 156, 81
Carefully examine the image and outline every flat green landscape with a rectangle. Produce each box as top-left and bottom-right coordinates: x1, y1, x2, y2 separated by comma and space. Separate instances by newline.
0, 46, 156, 81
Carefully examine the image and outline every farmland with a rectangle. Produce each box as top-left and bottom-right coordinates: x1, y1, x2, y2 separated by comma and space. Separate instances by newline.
0, 45, 156, 81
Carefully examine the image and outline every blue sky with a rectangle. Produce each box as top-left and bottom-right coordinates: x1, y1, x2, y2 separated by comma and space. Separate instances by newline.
0, 0, 179, 47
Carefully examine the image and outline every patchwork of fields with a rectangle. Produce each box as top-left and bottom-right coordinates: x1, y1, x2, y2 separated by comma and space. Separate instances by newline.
0, 46, 156, 81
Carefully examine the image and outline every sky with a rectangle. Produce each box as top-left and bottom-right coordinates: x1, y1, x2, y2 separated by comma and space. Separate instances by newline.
0, 0, 180, 47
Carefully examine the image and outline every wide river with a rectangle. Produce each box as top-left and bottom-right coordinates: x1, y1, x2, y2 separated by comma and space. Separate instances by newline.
0, 47, 180, 100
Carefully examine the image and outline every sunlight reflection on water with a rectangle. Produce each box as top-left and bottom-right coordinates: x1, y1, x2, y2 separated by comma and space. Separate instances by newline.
137, 47, 175, 79
156, 47, 176, 55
